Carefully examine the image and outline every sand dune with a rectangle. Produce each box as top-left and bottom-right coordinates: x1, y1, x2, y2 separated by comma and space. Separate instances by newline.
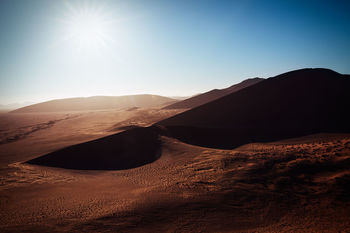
163, 77, 263, 109
27, 68, 350, 170
11, 95, 176, 113
0, 108, 183, 166
27, 126, 161, 170
158, 68, 350, 148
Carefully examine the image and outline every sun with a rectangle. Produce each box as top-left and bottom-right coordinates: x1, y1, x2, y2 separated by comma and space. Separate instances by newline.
62, 3, 113, 51
66, 11, 107, 49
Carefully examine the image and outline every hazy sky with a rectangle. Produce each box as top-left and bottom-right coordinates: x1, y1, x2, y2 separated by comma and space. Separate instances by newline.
1, 0, 350, 104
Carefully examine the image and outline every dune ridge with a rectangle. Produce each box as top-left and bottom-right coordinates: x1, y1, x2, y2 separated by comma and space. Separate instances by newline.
12, 94, 176, 113
163, 77, 263, 109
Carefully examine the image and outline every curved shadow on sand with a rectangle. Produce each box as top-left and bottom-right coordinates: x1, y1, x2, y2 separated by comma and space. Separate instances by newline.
157, 126, 350, 149
27, 126, 162, 170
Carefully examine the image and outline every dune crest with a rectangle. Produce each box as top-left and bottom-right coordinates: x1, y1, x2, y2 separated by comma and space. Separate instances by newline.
12, 95, 176, 113
163, 77, 263, 109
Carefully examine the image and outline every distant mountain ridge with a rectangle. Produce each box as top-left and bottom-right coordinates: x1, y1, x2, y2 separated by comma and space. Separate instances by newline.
11, 95, 176, 113
163, 77, 264, 109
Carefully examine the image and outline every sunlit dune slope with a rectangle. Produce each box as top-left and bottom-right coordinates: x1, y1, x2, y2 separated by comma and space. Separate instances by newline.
11, 95, 176, 113
157, 68, 350, 148
163, 77, 263, 109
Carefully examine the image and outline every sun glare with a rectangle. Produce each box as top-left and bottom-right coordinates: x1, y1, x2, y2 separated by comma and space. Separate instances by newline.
63, 3, 113, 51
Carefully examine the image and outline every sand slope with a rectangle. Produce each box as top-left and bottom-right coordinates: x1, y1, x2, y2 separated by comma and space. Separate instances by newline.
27, 126, 161, 170
0, 108, 183, 166
163, 77, 263, 109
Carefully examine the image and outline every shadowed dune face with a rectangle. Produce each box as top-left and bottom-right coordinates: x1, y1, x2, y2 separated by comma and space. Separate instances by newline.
157, 68, 350, 149
158, 126, 320, 149
27, 126, 161, 170
163, 77, 263, 109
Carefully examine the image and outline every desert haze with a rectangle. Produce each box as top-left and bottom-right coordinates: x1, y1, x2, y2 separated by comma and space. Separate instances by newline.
0, 68, 350, 232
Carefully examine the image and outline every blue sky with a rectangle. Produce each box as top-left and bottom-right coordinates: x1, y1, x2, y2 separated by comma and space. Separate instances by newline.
1, 0, 350, 104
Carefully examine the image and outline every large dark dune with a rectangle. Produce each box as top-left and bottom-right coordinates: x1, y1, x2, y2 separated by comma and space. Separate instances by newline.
12, 94, 176, 113
27, 126, 161, 170
157, 68, 350, 148
163, 77, 263, 109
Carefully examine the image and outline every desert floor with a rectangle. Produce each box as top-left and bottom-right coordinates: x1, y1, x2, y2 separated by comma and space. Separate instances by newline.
0, 108, 350, 232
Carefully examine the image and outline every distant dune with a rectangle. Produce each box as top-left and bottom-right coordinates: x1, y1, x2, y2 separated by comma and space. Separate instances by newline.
11, 95, 176, 113
0, 102, 35, 111
163, 77, 263, 109
158, 68, 350, 148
